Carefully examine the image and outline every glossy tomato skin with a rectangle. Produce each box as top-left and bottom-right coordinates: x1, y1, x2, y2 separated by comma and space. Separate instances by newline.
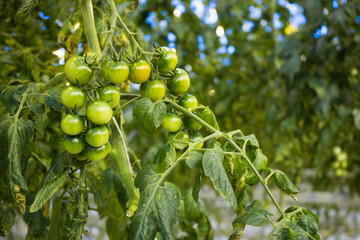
129, 60, 151, 84
179, 94, 198, 111
157, 47, 178, 72
64, 135, 85, 154
162, 113, 182, 132
140, 80, 166, 102
184, 111, 203, 132
64, 56, 94, 86
168, 131, 190, 149
86, 100, 113, 125
101, 60, 129, 84
189, 132, 204, 148
61, 86, 86, 110
98, 85, 120, 108
85, 125, 110, 147
85, 142, 112, 161
167, 68, 190, 94
61, 113, 84, 135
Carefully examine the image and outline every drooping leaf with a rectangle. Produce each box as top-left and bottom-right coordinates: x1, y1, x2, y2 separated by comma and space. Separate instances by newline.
132, 167, 180, 239
0, 114, 34, 212
154, 143, 176, 164
274, 171, 299, 201
192, 170, 202, 202
245, 149, 268, 185
44, 88, 63, 112
30, 153, 71, 213
23, 210, 49, 240
202, 146, 237, 211
186, 151, 203, 170
200, 107, 220, 131
233, 200, 273, 227
133, 98, 166, 134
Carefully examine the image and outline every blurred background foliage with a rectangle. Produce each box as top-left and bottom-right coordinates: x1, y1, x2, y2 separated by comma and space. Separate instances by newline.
1, 0, 360, 239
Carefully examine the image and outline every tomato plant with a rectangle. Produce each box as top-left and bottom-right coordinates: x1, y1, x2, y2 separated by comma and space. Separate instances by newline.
0, 0, 322, 239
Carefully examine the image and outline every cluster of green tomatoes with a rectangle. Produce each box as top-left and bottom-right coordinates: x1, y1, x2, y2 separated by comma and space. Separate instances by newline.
60, 46, 204, 161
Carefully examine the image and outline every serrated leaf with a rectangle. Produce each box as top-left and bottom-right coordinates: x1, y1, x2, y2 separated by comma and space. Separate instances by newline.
274, 171, 299, 201
133, 98, 166, 134
186, 151, 203, 170
15, 0, 39, 23
200, 107, 220, 131
44, 88, 63, 112
295, 214, 318, 237
192, 171, 202, 202
277, 222, 309, 240
0, 114, 34, 209
132, 167, 180, 239
29, 153, 71, 213
233, 200, 273, 226
202, 146, 237, 211
27, 100, 45, 114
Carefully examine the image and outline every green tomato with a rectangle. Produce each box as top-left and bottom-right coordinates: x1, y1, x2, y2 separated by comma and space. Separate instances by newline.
61, 113, 84, 135
129, 60, 151, 84
168, 131, 190, 149
157, 47, 178, 72
86, 100, 113, 125
167, 68, 190, 94
64, 135, 85, 154
189, 132, 204, 148
162, 113, 182, 132
85, 142, 112, 161
64, 56, 94, 86
61, 86, 86, 110
74, 151, 87, 161
184, 111, 203, 132
179, 94, 198, 111
140, 80, 166, 102
101, 60, 129, 84
85, 125, 110, 147
98, 85, 120, 108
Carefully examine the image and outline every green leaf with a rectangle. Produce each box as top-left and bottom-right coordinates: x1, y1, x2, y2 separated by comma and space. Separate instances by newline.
29, 153, 71, 213
202, 146, 237, 211
245, 149, 268, 185
186, 151, 203, 170
154, 143, 176, 164
133, 98, 166, 134
106, 217, 130, 240
0, 208, 15, 236
353, 108, 360, 130
23, 210, 49, 239
274, 171, 299, 201
295, 214, 318, 237
44, 88, 63, 112
27, 100, 45, 114
277, 222, 309, 240
200, 107, 220, 131
170, 131, 189, 150
16, 0, 39, 23
233, 200, 273, 226
192, 170, 202, 202
234, 134, 259, 148
132, 167, 180, 239
0, 114, 34, 212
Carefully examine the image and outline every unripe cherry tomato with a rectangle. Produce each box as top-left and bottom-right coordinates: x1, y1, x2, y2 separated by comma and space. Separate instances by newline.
85, 125, 110, 147
98, 85, 120, 108
157, 47, 178, 72
168, 131, 190, 149
64, 56, 93, 86
189, 132, 204, 148
85, 142, 112, 161
101, 60, 129, 84
162, 113, 182, 132
64, 135, 85, 154
129, 60, 151, 84
167, 68, 190, 94
179, 94, 198, 111
61, 113, 84, 135
86, 100, 113, 125
61, 86, 86, 110
140, 80, 166, 102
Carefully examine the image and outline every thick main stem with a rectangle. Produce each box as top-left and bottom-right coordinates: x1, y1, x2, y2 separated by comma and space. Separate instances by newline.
80, 0, 101, 58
